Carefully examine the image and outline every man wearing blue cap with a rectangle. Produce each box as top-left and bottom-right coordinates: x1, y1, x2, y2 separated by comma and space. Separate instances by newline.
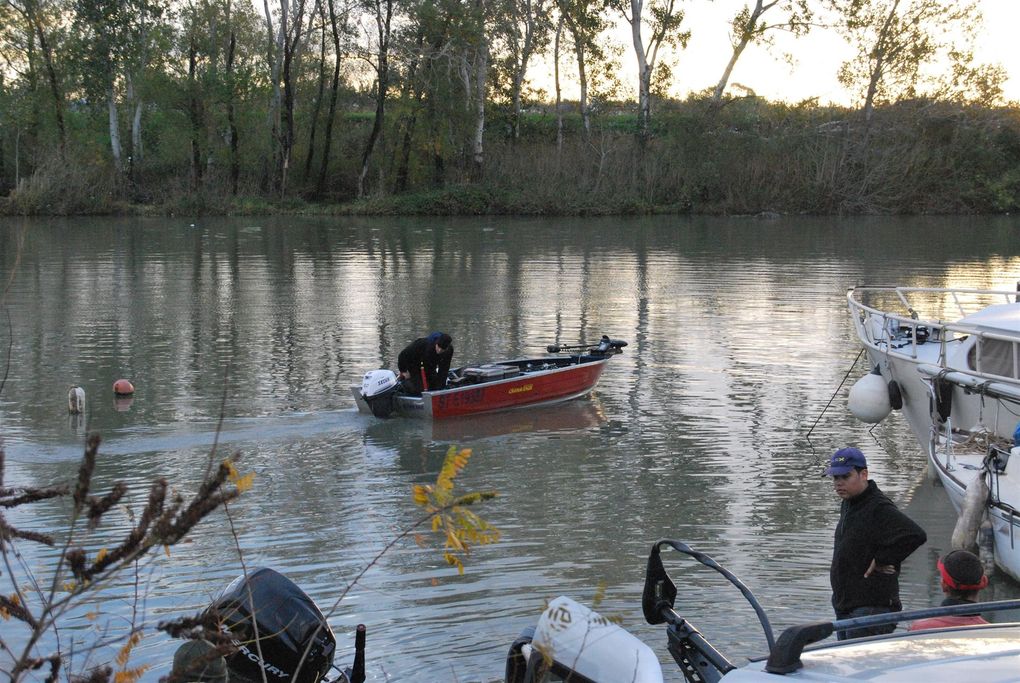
825, 447, 926, 639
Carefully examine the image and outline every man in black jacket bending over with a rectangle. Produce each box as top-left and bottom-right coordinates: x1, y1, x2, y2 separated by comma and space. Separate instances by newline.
398, 332, 454, 395
825, 447, 926, 640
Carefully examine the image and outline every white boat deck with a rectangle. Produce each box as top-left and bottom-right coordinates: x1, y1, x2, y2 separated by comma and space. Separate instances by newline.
848, 286, 1020, 384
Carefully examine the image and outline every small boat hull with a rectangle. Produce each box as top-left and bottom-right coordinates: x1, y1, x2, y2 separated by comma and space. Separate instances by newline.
352, 353, 615, 420
928, 446, 1020, 584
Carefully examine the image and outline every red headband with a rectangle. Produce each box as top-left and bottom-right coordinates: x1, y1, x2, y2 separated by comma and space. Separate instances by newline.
938, 558, 988, 591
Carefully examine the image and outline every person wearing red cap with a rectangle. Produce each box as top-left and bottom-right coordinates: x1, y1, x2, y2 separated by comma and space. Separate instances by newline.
908, 550, 989, 631
824, 447, 927, 639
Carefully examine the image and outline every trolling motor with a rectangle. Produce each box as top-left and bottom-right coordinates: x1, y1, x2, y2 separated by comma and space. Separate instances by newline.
206, 567, 367, 683
546, 335, 628, 355
642, 540, 775, 683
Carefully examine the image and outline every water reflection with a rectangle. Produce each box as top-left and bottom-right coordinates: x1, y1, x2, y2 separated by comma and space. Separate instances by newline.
2, 215, 1020, 681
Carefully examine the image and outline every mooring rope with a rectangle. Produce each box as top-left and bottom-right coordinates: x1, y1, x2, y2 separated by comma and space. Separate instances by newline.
807, 347, 865, 440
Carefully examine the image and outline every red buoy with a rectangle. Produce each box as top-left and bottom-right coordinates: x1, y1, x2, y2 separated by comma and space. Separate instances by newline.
113, 379, 135, 395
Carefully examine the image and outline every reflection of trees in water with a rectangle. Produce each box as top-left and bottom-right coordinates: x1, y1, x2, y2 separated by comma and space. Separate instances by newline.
6, 215, 1020, 678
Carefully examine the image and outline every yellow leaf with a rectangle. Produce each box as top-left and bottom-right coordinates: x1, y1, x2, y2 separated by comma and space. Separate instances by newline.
231, 472, 255, 493
445, 531, 465, 552
163, 545, 171, 558
85, 610, 100, 621
96, 547, 108, 563
8, 594, 19, 607
225, 460, 239, 479
114, 666, 148, 683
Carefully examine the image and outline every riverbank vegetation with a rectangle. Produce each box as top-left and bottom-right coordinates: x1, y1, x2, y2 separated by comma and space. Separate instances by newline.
0, 0, 1017, 216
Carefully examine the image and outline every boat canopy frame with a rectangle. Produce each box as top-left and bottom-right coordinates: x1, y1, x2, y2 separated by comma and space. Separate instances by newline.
848, 286, 1020, 384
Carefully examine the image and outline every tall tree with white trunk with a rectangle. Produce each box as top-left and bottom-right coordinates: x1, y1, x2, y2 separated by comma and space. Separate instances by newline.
606, 0, 689, 140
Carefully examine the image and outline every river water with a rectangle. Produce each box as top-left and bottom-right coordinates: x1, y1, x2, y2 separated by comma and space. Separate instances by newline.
2, 215, 1020, 681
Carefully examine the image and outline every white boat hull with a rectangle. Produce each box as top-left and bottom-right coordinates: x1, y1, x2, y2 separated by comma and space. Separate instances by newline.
848, 286, 1020, 582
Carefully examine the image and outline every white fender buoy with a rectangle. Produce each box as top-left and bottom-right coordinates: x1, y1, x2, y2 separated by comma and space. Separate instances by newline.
951, 473, 990, 552
68, 386, 85, 414
848, 368, 892, 423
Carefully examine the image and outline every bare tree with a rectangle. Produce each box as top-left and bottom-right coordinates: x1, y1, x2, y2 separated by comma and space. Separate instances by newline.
606, 0, 688, 140
260, 0, 286, 190
711, 0, 813, 105
831, 0, 992, 122
316, 0, 352, 196
225, 0, 240, 194
492, 0, 551, 141
469, 0, 488, 177
8, 0, 66, 155
279, 0, 312, 194
302, 0, 328, 182
357, 0, 394, 197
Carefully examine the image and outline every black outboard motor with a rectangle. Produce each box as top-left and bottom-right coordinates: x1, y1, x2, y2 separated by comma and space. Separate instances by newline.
360, 369, 400, 419
209, 568, 336, 682
593, 335, 628, 355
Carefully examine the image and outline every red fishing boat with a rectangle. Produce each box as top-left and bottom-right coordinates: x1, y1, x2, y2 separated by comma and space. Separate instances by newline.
352, 336, 626, 420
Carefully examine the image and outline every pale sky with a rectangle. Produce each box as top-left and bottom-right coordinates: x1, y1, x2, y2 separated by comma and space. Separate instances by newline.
535, 0, 1019, 106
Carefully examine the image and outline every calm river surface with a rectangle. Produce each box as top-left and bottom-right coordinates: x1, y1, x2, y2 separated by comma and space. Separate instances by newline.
2, 215, 1020, 681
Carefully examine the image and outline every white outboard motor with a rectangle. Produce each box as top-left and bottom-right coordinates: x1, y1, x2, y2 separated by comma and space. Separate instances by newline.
361, 370, 400, 418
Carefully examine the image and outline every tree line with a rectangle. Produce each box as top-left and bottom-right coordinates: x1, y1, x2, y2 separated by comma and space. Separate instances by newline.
0, 0, 1017, 215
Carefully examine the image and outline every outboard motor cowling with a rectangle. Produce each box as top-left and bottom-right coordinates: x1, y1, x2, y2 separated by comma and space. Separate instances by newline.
208, 567, 336, 683
360, 369, 400, 418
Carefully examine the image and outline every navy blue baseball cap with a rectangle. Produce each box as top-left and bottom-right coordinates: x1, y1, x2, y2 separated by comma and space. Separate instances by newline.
824, 447, 867, 476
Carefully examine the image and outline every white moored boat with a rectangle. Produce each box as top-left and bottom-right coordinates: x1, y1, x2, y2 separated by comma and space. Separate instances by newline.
504, 540, 1020, 683
846, 285, 1020, 581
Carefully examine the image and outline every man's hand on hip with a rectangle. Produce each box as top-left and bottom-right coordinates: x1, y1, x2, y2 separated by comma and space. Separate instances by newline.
864, 559, 897, 577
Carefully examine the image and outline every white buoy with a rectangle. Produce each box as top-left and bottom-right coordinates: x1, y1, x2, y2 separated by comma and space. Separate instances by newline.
848, 368, 891, 423
67, 386, 85, 414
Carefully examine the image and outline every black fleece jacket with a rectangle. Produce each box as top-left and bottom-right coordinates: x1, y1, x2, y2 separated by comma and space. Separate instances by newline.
397, 337, 453, 392
830, 480, 927, 614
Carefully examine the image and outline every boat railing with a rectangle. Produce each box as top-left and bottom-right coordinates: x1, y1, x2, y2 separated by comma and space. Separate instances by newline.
765, 598, 1020, 674
643, 538, 1020, 681
848, 286, 1020, 384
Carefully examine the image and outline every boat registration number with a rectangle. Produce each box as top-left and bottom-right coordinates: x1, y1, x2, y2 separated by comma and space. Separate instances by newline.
437, 388, 485, 410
